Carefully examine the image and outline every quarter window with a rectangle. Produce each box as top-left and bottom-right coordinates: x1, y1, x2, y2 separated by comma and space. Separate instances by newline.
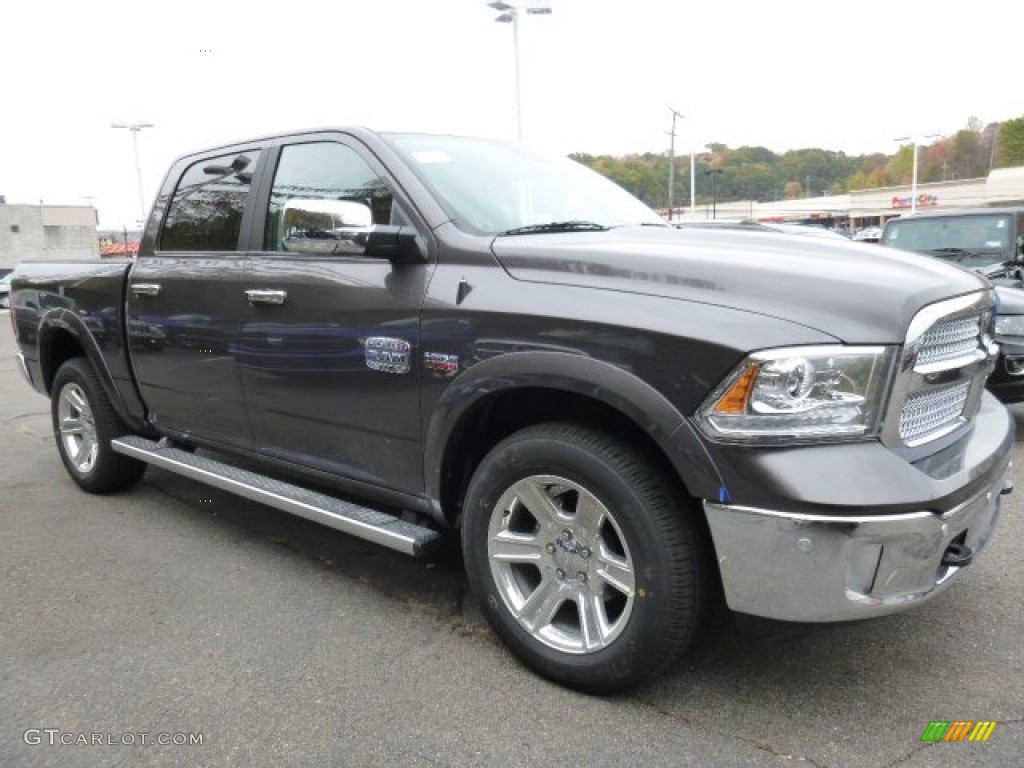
160, 151, 261, 251
264, 142, 396, 255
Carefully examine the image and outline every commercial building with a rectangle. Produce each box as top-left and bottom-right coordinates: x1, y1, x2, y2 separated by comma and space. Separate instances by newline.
674, 165, 1024, 233
0, 204, 99, 270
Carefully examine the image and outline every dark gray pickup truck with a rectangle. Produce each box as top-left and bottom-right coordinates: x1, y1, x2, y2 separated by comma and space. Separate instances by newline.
9, 129, 1015, 692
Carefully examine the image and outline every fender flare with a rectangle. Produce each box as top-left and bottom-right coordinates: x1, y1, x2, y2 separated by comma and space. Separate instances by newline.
37, 309, 146, 431
423, 350, 725, 514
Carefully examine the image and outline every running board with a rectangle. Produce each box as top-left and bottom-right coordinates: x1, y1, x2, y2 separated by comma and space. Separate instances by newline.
111, 436, 443, 557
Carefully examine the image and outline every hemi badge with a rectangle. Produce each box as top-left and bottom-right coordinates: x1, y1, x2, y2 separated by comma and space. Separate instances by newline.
424, 352, 459, 376
364, 337, 412, 374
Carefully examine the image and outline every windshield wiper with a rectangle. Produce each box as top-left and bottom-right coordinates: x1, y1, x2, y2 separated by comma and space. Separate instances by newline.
497, 220, 611, 236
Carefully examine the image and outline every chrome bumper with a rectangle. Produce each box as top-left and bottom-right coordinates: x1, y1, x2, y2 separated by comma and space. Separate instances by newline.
703, 463, 1012, 622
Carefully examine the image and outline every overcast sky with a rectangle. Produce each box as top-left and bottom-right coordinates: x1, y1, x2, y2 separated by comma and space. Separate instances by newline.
3, 0, 1020, 229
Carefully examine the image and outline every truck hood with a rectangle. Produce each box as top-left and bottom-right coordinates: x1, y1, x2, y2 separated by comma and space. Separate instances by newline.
491, 227, 990, 344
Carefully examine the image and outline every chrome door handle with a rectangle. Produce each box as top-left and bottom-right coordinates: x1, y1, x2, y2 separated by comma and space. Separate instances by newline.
245, 289, 288, 305
130, 283, 162, 297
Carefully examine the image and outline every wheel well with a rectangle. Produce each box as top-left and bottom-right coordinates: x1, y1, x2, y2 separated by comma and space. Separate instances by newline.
440, 387, 687, 527
42, 329, 86, 394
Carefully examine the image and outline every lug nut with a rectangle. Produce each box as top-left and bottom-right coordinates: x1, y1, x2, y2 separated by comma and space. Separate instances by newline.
579, 547, 591, 559
546, 543, 556, 554
556, 568, 566, 580
561, 529, 572, 539
577, 571, 588, 583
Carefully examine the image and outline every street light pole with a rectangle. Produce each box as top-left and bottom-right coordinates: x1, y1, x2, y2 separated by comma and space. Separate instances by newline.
703, 144, 723, 220
894, 133, 940, 214
704, 168, 723, 219
690, 151, 696, 218
667, 108, 683, 220
487, 2, 551, 141
112, 122, 153, 223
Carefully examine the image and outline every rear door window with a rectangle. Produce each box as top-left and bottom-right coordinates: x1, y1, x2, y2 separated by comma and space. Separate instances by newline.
160, 151, 261, 251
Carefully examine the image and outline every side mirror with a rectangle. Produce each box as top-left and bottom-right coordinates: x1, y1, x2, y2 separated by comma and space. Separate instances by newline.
281, 198, 373, 256
357, 226, 426, 265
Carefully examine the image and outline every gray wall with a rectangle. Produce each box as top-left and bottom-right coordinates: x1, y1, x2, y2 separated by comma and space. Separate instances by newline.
0, 205, 99, 269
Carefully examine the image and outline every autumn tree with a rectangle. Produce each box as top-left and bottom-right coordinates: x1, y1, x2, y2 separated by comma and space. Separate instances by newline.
996, 117, 1024, 167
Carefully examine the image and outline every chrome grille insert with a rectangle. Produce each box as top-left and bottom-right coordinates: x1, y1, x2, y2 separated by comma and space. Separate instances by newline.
916, 316, 982, 369
899, 380, 971, 444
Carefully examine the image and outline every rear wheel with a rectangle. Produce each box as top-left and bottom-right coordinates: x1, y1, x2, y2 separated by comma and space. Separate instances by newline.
461, 422, 709, 693
51, 358, 146, 493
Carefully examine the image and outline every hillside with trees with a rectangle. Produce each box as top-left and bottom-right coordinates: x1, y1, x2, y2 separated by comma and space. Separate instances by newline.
571, 115, 1024, 211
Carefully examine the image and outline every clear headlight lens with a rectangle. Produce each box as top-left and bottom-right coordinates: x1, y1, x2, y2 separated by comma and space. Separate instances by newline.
699, 345, 896, 441
994, 314, 1024, 337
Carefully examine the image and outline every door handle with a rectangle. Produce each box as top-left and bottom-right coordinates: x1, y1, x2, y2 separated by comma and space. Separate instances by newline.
130, 283, 162, 297
245, 289, 288, 305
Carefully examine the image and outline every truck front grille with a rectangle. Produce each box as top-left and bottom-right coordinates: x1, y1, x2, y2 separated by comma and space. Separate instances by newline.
916, 316, 982, 369
883, 292, 994, 448
899, 380, 971, 443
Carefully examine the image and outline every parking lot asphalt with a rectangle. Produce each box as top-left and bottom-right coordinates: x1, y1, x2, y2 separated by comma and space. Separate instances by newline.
1, 313, 1022, 768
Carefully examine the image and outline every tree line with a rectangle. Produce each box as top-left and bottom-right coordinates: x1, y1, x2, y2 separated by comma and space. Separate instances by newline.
571, 115, 1024, 211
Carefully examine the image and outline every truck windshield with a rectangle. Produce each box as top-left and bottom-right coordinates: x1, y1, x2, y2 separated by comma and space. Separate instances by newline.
383, 133, 663, 237
882, 214, 1013, 269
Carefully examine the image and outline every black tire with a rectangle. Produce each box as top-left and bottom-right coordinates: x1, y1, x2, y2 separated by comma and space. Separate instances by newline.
461, 422, 709, 693
51, 358, 146, 493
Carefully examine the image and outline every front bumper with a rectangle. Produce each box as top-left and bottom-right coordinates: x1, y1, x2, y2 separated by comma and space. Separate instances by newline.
704, 461, 1011, 622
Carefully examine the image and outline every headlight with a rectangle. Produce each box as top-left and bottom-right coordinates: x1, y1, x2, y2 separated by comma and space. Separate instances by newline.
994, 315, 1024, 337
698, 345, 896, 441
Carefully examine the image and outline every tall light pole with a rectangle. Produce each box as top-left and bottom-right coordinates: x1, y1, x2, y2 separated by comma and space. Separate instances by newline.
667, 108, 684, 220
704, 168, 723, 219
690, 150, 696, 218
893, 133, 940, 214
487, 1, 552, 140
112, 122, 153, 224
703, 145, 722, 219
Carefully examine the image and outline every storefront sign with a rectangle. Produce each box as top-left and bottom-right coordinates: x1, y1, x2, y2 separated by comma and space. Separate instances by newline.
892, 194, 938, 209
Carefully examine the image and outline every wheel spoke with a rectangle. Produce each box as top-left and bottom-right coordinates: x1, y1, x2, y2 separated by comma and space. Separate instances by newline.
573, 492, 606, 535
66, 388, 90, 417
514, 576, 565, 631
577, 591, 610, 652
73, 439, 95, 468
595, 551, 635, 596
60, 417, 84, 437
512, 478, 565, 527
490, 531, 545, 563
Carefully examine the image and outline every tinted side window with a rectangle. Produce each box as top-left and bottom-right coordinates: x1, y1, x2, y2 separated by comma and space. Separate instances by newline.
264, 142, 395, 254
160, 151, 261, 251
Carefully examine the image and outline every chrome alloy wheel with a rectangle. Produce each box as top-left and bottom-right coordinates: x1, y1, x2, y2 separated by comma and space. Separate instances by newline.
486, 474, 636, 654
57, 382, 99, 474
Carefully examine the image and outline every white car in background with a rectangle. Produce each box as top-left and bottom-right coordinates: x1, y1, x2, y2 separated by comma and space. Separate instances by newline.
0, 272, 12, 309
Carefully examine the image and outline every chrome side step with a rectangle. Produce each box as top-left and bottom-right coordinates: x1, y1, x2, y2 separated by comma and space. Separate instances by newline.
111, 436, 443, 557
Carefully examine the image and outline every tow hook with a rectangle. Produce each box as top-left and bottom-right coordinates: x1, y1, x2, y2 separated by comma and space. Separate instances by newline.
941, 542, 974, 568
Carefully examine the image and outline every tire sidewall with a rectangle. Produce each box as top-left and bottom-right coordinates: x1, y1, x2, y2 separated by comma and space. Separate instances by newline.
462, 428, 695, 690
50, 359, 142, 493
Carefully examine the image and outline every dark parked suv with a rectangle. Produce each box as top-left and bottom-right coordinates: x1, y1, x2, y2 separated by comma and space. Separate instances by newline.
881, 207, 1024, 403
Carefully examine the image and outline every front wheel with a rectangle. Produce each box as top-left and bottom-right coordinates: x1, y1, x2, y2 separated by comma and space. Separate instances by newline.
461, 422, 709, 693
51, 358, 146, 493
